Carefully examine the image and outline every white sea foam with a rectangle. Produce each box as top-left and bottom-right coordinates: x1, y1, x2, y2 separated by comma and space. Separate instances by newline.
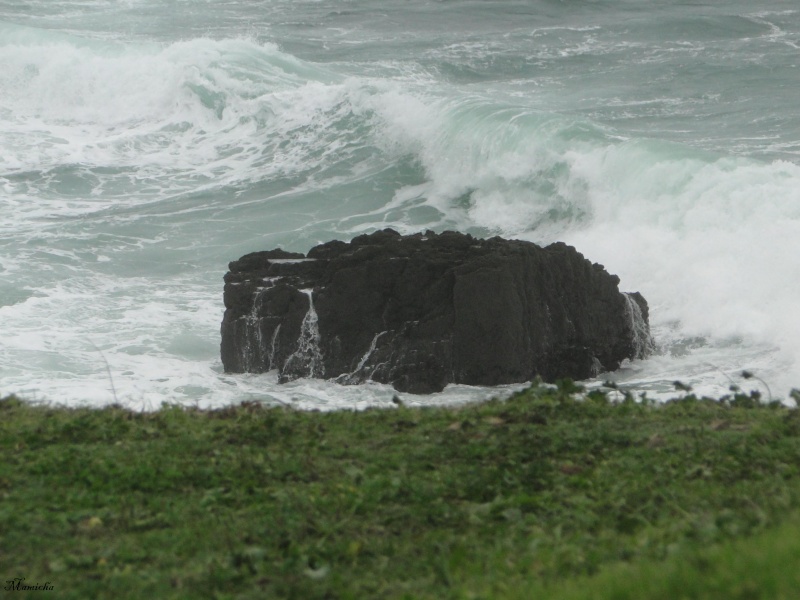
561, 151, 800, 398
353, 91, 800, 398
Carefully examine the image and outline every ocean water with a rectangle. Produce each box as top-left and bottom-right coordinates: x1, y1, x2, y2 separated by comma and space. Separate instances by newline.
2, 0, 800, 409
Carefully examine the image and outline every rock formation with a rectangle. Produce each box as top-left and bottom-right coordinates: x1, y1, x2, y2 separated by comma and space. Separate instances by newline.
221, 229, 653, 393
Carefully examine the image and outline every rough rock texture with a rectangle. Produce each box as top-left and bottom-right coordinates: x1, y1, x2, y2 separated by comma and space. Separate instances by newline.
221, 229, 654, 394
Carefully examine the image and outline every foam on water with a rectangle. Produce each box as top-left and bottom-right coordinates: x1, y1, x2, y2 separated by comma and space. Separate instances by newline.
2, 2, 800, 408
0, 25, 342, 183
562, 150, 800, 399
356, 92, 800, 399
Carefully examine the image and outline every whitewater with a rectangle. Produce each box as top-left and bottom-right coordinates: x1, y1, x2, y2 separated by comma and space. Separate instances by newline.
2, 0, 800, 409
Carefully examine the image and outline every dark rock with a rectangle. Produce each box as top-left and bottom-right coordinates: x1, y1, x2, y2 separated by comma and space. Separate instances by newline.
221, 230, 654, 393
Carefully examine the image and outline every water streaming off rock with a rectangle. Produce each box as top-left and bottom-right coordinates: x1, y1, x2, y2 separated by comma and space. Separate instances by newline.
281, 289, 324, 381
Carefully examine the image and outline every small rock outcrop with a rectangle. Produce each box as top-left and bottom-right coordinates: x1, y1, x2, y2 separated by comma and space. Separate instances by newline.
221, 229, 653, 393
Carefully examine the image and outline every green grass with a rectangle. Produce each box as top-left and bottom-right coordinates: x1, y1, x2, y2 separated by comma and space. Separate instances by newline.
3, 383, 800, 599
535, 514, 800, 600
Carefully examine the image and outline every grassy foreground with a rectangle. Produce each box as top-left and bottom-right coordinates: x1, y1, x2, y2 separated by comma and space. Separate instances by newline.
3, 383, 800, 599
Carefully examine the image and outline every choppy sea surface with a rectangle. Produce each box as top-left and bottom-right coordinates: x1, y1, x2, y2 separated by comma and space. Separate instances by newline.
2, 0, 800, 409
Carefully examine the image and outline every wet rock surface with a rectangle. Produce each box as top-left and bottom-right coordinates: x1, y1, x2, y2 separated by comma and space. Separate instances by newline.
221, 229, 653, 393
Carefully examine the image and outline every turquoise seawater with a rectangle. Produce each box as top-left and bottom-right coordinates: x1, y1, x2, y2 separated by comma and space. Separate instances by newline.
2, 1, 799, 408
